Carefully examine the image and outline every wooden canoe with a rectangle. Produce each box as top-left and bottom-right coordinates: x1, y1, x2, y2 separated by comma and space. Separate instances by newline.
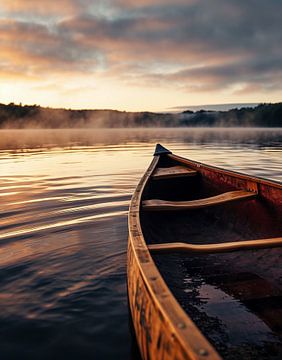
127, 144, 282, 360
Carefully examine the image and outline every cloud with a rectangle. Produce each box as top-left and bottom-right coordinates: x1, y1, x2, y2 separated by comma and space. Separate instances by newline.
1, 0, 81, 16
0, 0, 282, 109
169, 58, 282, 93
0, 18, 103, 77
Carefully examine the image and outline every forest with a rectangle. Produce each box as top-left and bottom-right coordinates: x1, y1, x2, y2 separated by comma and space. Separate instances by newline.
0, 102, 281, 128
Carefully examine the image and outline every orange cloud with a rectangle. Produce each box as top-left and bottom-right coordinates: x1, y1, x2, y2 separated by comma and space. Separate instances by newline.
1, 0, 79, 15
0, 1, 281, 110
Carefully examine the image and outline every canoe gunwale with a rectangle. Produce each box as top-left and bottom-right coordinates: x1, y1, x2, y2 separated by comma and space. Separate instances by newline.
128, 146, 281, 360
168, 153, 282, 190
127, 154, 221, 360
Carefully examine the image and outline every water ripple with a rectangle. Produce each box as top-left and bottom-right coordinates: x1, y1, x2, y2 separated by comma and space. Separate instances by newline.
0, 129, 281, 359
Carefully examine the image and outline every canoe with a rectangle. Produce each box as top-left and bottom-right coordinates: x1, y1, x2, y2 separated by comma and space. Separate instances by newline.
127, 144, 282, 360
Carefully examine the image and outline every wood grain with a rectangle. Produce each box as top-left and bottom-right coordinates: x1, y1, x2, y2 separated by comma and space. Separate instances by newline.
143, 190, 257, 211
152, 165, 197, 180
128, 145, 281, 360
128, 156, 221, 360
148, 237, 282, 254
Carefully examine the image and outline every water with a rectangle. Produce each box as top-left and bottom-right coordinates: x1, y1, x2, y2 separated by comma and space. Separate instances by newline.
0, 128, 281, 359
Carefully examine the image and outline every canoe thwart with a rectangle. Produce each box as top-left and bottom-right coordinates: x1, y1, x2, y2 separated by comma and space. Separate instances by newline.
152, 165, 197, 180
142, 190, 257, 211
148, 237, 282, 254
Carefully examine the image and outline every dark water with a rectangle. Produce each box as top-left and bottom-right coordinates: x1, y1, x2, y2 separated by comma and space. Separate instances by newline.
0, 128, 281, 359
154, 248, 282, 359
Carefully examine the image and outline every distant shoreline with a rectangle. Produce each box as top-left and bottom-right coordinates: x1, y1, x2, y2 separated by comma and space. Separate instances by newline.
0, 102, 281, 128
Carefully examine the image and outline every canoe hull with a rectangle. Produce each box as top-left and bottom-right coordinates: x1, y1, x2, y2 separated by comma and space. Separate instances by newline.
128, 239, 191, 360
127, 155, 221, 360
127, 145, 281, 360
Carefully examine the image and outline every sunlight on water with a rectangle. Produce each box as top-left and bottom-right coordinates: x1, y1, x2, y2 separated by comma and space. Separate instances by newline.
0, 128, 281, 359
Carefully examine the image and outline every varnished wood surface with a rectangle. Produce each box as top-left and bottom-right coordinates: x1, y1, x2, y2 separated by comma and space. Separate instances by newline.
128, 145, 281, 360
152, 165, 197, 180
128, 156, 221, 360
148, 237, 282, 254
143, 190, 257, 211
168, 153, 282, 191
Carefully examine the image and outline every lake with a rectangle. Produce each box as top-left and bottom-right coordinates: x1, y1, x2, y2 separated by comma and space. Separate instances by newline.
0, 128, 281, 359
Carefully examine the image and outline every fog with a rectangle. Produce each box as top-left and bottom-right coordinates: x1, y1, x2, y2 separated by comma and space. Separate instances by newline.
0, 128, 281, 151
0, 106, 178, 129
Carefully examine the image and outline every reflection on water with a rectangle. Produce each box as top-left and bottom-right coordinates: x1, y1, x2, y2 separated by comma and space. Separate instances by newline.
155, 249, 282, 359
0, 127, 281, 150
0, 128, 281, 359
196, 282, 276, 345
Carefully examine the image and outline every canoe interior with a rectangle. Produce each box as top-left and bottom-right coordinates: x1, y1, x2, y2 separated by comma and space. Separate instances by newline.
140, 153, 282, 359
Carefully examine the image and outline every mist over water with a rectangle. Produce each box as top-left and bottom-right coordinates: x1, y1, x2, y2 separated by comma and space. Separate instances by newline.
0, 128, 281, 359
0, 127, 281, 150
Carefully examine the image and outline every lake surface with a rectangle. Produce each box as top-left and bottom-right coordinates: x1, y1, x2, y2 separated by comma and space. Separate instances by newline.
0, 128, 281, 359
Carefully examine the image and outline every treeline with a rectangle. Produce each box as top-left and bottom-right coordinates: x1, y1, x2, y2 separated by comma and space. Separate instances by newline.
0, 103, 177, 128
180, 103, 282, 127
0, 102, 281, 128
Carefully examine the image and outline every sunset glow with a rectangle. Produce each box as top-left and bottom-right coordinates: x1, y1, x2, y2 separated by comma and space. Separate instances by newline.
0, 0, 281, 111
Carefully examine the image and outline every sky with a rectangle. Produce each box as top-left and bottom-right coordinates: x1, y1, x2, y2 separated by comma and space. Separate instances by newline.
0, 0, 281, 112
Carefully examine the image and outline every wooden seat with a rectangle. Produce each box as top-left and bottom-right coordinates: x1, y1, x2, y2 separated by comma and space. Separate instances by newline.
148, 237, 282, 254
142, 190, 256, 211
152, 165, 197, 180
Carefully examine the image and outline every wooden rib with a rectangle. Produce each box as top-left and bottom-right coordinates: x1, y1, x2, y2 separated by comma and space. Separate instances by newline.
152, 165, 197, 180
148, 237, 282, 254
143, 190, 256, 211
